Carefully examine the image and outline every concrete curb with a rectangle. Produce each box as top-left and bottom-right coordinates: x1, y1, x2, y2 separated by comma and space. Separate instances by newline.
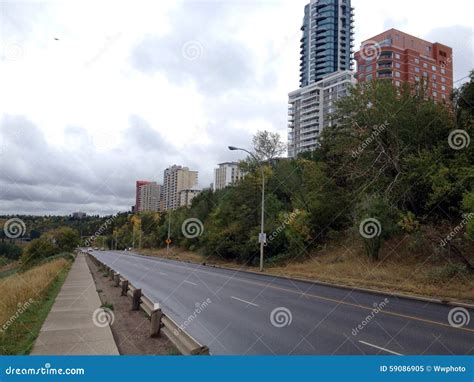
138, 251, 474, 310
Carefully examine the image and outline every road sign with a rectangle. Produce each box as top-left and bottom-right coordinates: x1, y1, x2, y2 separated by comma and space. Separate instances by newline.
258, 233, 266, 244
165, 239, 172, 245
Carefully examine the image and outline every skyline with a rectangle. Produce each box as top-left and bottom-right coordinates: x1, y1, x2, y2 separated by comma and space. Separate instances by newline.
1, 0, 473, 215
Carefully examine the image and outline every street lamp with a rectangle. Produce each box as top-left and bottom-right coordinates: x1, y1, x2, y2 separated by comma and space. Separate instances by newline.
228, 146, 265, 271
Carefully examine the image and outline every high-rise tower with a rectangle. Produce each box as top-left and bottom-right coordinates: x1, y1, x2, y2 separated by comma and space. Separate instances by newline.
299, 0, 354, 87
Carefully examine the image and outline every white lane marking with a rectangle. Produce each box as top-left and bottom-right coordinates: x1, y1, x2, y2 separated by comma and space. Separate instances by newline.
159, 272, 168, 276
230, 296, 259, 307
358, 340, 403, 355
183, 280, 197, 286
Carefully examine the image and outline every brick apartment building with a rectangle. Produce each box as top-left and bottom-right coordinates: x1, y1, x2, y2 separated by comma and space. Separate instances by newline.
354, 28, 453, 103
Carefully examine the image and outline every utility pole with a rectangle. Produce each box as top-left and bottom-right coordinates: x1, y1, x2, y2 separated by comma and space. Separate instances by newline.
228, 146, 266, 271
166, 210, 171, 255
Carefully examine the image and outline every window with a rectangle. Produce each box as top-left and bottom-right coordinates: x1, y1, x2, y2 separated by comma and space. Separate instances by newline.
415, 67, 420, 73
442, 85, 446, 91
395, 81, 400, 87
395, 62, 400, 68
414, 58, 420, 64
432, 65, 436, 71
442, 94, 446, 100
441, 77, 446, 83
423, 63, 428, 68
441, 68, 446, 74
366, 74, 373, 81
433, 91, 437, 97
395, 53, 400, 59
395, 71, 400, 78
433, 74, 437, 80
414, 76, 420, 82
366, 64, 372, 72
433, 83, 437, 89
423, 71, 428, 77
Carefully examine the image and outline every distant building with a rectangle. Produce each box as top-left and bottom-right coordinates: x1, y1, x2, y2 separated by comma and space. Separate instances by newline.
162, 165, 199, 211
213, 162, 245, 191
288, 70, 356, 158
179, 188, 201, 208
72, 211, 86, 219
135, 180, 150, 212
354, 28, 453, 103
137, 182, 161, 212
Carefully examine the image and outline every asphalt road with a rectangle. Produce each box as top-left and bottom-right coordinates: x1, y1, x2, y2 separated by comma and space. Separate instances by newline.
90, 250, 474, 355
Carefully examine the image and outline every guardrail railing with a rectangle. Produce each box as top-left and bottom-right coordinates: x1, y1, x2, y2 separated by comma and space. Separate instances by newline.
84, 250, 210, 355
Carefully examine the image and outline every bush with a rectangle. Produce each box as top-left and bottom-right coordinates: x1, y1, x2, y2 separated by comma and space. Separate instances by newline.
355, 195, 399, 261
0, 242, 22, 261
21, 236, 56, 267
426, 264, 470, 282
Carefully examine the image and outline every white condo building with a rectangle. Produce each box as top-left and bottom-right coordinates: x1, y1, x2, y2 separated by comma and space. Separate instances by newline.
288, 70, 355, 158
213, 162, 245, 191
162, 165, 199, 211
137, 182, 161, 212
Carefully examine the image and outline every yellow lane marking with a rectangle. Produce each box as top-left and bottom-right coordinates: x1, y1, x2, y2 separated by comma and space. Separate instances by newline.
105, 252, 474, 333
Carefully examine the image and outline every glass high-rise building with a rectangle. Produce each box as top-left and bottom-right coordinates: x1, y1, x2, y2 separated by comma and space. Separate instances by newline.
288, 0, 355, 158
299, 0, 354, 87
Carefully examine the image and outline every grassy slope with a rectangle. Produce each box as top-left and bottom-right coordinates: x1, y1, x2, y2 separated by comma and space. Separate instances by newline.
138, 230, 474, 303
0, 258, 72, 354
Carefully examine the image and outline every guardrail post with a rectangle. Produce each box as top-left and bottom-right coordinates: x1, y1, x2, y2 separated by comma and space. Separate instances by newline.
121, 280, 128, 296
113, 273, 120, 287
150, 308, 163, 337
132, 288, 142, 310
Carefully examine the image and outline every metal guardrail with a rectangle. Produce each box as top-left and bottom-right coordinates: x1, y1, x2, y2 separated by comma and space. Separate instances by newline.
84, 251, 209, 355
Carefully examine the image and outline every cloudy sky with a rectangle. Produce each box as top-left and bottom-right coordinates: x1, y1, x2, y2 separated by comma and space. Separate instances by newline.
0, 0, 473, 215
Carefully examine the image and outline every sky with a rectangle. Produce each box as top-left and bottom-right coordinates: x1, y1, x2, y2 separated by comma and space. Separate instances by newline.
0, 0, 473, 216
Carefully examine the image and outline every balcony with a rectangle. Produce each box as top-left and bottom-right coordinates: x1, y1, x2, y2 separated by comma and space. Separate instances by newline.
377, 63, 392, 69
377, 72, 393, 78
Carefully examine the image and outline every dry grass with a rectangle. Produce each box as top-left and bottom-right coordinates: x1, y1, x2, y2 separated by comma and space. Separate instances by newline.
138, 232, 474, 303
0, 258, 69, 327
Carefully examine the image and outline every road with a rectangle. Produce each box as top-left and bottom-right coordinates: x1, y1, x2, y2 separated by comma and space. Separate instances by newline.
90, 250, 474, 355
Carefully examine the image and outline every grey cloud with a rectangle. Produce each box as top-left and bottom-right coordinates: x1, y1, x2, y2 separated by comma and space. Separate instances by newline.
0, 115, 183, 215
130, 1, 271, 95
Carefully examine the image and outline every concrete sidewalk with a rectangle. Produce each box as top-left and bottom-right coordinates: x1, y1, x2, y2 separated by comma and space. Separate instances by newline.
31, 253, 119, 355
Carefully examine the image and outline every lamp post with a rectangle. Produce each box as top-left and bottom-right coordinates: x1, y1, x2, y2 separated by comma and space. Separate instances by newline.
228, 146, 265, 271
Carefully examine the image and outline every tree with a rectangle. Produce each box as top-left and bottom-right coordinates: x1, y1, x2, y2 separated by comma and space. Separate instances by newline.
49, 227, 80, 252
252, 130, 286, 161
22, 236, 56, 267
